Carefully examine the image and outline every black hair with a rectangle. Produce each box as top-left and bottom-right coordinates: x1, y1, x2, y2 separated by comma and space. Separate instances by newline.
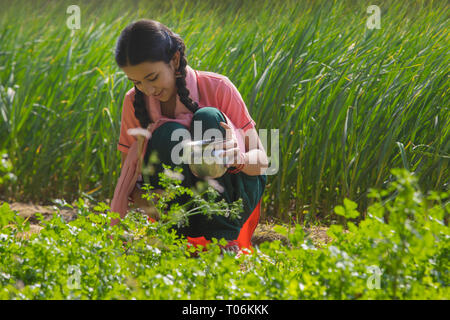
114, 19, 199, 128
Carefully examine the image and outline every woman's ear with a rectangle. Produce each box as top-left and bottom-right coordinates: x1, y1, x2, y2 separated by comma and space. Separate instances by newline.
172, 50, 181, 70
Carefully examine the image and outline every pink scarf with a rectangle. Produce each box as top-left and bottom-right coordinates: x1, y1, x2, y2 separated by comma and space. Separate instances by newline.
109, 65, 245, 226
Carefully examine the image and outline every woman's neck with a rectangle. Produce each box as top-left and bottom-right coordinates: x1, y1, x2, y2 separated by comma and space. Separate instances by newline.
160, 94, 177, 118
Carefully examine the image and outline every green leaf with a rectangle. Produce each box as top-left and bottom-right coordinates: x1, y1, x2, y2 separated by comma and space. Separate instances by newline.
0, 202, 16, 227
335, 199, 360, 219
396, 141, 410, 171
334, 205, 346, 217
343, 198, 358, 211
288, 224, 305, 246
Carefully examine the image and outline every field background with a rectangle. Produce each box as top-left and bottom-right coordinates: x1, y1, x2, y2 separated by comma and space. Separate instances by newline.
0, 0, 448, 225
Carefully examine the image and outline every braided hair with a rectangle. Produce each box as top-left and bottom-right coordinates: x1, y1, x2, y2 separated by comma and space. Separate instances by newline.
114, 19, 199, 129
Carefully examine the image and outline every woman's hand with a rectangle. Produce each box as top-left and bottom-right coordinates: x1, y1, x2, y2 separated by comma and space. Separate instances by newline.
218, 121, 245, 168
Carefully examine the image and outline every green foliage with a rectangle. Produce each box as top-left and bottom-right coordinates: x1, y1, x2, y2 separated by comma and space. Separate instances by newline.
334, 198, 360, 219
0, 169, 448, 299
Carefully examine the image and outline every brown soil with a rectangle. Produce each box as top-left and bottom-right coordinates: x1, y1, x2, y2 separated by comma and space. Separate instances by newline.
2, 201, 332, 247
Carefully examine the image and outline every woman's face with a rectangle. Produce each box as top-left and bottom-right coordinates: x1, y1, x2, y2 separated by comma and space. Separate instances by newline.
122, 51, 180, 102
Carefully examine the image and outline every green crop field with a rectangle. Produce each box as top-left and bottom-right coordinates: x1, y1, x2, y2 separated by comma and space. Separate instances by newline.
0, 0, 448, 300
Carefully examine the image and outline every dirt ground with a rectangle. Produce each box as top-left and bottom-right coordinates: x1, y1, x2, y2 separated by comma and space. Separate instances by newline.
2, 201, 332, 247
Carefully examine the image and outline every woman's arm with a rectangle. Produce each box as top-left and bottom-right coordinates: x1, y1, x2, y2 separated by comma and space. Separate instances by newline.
241, 128, 269, 176
214, 77, 268, 175
220, 121, 269, 176
121, 150, 162, 220
121, 151, 127, 168
120, 151, 140, 199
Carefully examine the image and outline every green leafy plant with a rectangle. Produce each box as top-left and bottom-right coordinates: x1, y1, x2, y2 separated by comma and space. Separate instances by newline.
139, 164, 242, 230
0, 168, 448, 299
